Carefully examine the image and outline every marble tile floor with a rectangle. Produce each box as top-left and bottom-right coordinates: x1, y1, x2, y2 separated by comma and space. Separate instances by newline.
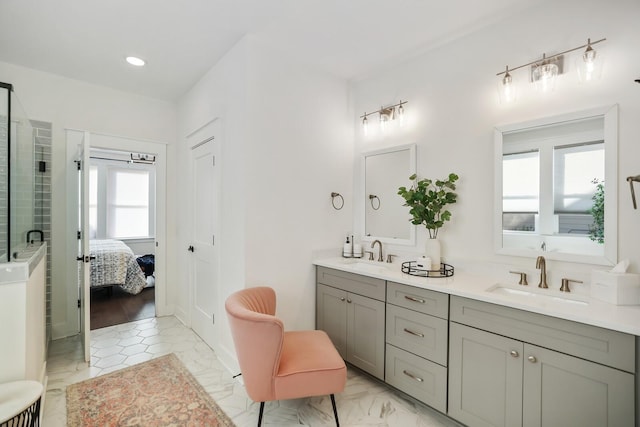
43, 316, 461, 426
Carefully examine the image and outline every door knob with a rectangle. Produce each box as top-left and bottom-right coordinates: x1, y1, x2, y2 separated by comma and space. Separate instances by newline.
510, 350, 519, 358
187, 245, 194, 252
528, 355, 537, 363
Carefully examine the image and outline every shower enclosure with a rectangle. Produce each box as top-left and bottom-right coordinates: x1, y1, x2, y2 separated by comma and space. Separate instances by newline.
0, 81, 49, 262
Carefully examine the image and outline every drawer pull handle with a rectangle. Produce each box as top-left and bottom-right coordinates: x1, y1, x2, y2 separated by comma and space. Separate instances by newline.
403, 328, 424, 338
510, 350, 519, 358
404, 295, 425, 304
403, 370, 423, 382
528, 355, 537, 363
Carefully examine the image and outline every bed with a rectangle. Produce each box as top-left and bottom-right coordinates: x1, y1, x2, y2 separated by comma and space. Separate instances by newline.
89, 239, 147, 295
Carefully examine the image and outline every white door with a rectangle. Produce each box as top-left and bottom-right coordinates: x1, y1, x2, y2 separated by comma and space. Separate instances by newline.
76, 132, 91, 363
189, 134, 220, 349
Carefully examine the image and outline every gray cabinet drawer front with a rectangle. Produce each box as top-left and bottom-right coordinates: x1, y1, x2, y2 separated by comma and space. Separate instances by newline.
387, 281, 449, 319
385, 344, 447, 413
317, 266, 385, 301
386, 304, 448, 365
451, 296, 636, 372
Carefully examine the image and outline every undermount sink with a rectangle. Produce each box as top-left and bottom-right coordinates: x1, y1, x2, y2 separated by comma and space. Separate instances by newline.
486, 284, 589, 306
342, 260, 391, 274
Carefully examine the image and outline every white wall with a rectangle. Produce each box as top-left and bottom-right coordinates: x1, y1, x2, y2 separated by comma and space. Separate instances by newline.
0, 61, 177, 338
351, 0, 640, 283
176, 35, 353, 369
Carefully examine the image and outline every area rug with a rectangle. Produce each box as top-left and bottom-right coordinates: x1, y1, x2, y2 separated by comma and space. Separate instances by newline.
66, 353, 235, 426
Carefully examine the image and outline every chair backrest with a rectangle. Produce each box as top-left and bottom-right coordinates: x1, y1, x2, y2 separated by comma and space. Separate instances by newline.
225, 287, 284, 402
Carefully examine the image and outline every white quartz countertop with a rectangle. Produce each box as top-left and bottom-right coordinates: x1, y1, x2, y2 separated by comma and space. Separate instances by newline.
314, 257, 640, 336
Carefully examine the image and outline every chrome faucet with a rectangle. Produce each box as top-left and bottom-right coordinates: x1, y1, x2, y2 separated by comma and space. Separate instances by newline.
371, 239, 383, 262
536, 256, 548, 288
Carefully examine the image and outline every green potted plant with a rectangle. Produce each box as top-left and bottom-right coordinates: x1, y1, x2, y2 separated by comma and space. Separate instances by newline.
588, 178, 604, 244
398, 173, 459, 269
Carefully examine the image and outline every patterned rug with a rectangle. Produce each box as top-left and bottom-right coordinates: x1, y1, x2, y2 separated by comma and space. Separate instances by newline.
66, 353, 235, 426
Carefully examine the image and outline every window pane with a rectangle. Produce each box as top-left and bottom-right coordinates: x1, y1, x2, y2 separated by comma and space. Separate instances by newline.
553, 142, 604, 213
107, 168, 150, 238
111, 207, 149, 238
113, 170, 149, 205
503, 151, 539, 213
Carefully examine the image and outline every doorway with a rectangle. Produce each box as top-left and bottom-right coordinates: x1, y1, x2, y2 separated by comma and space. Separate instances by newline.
66, 129, 167, 362
88, 147, 158, 330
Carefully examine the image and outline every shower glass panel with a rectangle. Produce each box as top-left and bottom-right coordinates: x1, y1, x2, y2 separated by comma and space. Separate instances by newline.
0, 84, 9, 262
0, 82, 37, 262
10, 92, 35, 257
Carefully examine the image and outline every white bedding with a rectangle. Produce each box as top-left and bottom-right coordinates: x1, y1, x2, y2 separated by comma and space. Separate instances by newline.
89, 239, 146, 295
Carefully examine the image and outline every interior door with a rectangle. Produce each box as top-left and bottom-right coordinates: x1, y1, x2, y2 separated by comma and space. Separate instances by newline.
76, 132, 91, 363
189, 135, 220, 349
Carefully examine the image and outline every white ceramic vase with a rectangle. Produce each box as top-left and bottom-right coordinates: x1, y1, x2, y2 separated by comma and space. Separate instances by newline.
425, 237, 441, 270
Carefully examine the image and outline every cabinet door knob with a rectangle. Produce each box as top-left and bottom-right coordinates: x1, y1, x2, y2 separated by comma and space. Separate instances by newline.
346, 299, 352, 303
340, 297, 345, 302
528, 355, 537, 363
510, 350, 519, 358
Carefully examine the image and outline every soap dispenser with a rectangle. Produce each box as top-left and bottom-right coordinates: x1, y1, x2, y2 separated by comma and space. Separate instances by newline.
343, 236, 352, 258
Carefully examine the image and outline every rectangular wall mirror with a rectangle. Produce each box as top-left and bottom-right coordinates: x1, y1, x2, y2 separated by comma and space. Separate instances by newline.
360, 143, 416, 245
494, 105, 618, 265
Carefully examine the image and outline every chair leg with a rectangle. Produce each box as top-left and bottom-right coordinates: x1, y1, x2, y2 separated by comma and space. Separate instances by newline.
330, 394, 340, 427
257, 402, 265, 427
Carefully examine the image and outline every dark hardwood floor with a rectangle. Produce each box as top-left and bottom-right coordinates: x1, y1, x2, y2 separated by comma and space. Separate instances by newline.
90, 286, 155, 330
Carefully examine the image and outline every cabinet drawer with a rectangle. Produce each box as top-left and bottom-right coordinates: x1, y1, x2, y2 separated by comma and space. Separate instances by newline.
385, 344, 447, 413
316, 266, 385, 301
451, 296, 636, 373
387, 281, 449, 319
386, 304, 448, 366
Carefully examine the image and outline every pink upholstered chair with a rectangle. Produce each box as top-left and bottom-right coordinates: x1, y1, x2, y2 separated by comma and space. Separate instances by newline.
225, 286, 347, 426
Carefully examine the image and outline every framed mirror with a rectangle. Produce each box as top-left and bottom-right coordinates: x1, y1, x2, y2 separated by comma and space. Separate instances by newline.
360, 144, 416, 245
494, 105, 618, 265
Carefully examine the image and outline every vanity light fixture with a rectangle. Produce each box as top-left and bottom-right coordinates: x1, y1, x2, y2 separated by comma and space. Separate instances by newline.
497, 38, 605, 100
360, 100, 407, 136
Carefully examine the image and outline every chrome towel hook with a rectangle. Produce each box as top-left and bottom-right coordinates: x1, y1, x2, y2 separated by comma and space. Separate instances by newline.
627, 175, 640, 209
331, 192, 344, 210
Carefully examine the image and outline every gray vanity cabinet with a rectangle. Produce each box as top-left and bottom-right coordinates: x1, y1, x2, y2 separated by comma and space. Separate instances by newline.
385, 282, 449, 413
448, 323, 523, 427
449, 296, 636, 427
316, 267, 386, 380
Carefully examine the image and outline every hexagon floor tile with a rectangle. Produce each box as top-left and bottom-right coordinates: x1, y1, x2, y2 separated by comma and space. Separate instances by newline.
42, 316, 459, 427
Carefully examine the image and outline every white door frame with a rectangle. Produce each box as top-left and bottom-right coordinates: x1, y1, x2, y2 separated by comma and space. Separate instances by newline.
64, 129, 168, 338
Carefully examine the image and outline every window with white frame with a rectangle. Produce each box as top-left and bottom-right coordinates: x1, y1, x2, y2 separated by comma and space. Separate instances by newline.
89, 160, 155, 239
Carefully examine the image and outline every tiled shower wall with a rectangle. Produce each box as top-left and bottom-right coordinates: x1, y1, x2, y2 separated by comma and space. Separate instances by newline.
32, 119, 52, 344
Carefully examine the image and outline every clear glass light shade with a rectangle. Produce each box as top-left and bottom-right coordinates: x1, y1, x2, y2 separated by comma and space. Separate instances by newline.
498, 69, 517, 104
577, 46, 603, 83
362, 115, 369, 136
380, 112, 390, 133
397, 104, 405, 127
532, 62, 558, 93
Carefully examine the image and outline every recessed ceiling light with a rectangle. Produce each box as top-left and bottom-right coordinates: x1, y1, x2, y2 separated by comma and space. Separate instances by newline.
126, 56, 145, 67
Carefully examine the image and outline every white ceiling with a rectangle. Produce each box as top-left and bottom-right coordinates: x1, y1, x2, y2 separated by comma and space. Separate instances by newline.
0, 0, 544, 102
